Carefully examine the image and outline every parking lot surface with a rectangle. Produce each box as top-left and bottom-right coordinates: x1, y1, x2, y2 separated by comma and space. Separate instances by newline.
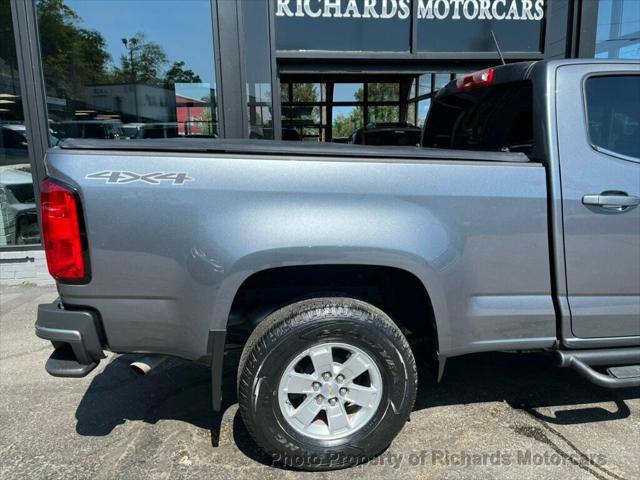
1, 285, 639, 479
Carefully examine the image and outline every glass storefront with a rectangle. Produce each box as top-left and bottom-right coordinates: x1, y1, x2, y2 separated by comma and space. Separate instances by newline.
37, 0, 219, 141
1, 3, 39, 246
2, 0, 638, 252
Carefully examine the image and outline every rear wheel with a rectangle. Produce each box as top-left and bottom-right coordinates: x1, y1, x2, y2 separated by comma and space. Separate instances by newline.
237, 297, 417, 470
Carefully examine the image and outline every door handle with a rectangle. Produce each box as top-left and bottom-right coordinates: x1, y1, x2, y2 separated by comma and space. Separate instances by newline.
582, 193, 640, 210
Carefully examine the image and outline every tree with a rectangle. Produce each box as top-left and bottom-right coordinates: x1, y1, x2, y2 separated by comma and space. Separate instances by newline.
37, 0, 111, 101
332, 83, 400, 137
332, 108, 363, 138
113, 32, 168, 86
164, 61, 202, 89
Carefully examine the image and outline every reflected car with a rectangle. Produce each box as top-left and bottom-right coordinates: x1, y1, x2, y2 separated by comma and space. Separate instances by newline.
350, 123, 422, 146
251, 127, 301, 141
123, 122, 180, 139
0, 124, 29, 167
0, 167, 39, 245
51, 120, 125, 140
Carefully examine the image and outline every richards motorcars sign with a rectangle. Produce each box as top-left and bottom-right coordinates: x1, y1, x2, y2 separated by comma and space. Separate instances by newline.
274, 0, 545, 53
276, 0, 545, 21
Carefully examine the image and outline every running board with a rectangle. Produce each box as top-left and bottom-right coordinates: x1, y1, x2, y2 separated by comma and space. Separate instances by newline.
556, 347, 640, 389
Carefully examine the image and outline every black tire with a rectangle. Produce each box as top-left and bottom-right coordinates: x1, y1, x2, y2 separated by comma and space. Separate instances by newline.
237, 297, 417, 470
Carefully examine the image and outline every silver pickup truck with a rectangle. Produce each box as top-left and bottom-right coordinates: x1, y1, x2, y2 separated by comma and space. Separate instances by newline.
35, 60, 639, 470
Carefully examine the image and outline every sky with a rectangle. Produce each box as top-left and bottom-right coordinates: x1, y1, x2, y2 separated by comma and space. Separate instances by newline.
67, 0, 216, 84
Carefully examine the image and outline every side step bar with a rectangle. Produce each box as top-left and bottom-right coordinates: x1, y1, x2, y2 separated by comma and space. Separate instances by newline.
556, 347, 640, 389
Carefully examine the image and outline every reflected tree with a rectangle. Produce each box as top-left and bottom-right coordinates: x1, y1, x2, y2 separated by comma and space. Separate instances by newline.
37, 0, 111, 100
332, 83, 400, 137
113, 32, 168, 86
164, 61, 202, 89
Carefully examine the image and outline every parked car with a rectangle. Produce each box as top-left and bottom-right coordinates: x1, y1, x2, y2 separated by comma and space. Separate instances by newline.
35, 60, 639, 470
350, 122, 422, 146
0, 167, 38, 245
122, 122, 179, 139
51, 120, 125, 140
0, 124, 29, 167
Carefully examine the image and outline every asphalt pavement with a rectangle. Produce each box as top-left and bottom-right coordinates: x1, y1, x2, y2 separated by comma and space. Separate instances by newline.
1, 284, 638, 479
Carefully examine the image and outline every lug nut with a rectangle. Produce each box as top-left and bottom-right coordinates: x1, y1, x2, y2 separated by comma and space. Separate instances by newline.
312, 382, 321, 391
322, 372, 332, 381
339, 387, 348, 396
336, 374, 344, 383
328, 398, 337, 406
316, 395, 324, 404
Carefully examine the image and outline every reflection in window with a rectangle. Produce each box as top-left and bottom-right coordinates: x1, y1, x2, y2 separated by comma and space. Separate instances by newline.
407, 72, 456, 128
281, 75, 458, 142
595, 0, 640, 59
417, 99, 431, 127
333, 83, 363, 103
0, 3, 40, 246
37, 0, 218, 140
369, 106, 399, 124
332, 106, 363, 139
281, 82, 327, 141
418, 75, 431, 96
368, 84, 399, 102
585, 76, 639, 159
292, 84, 324, 103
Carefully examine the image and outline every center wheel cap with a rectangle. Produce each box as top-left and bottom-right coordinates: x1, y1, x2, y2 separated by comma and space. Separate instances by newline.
321, 382, 338, 398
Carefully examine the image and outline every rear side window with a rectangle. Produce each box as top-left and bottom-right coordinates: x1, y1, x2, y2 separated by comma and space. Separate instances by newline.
585, 75, 639, 160
422, 81, 533, 153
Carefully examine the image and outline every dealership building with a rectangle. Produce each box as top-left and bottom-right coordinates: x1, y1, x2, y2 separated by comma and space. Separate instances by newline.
0, 0, 638, 282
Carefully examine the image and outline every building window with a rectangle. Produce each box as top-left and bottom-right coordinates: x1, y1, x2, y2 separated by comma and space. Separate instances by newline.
36, 0, 219, 141
595, 0, 640, 59
406, 72, 459, 128
1, 3, 40, 246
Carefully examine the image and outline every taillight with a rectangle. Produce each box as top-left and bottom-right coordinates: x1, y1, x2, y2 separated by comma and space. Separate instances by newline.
40, 178, 90, 283
456, 68, 495, 92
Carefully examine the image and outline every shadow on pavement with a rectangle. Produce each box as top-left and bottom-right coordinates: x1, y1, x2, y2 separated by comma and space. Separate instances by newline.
74, 348, 640, 465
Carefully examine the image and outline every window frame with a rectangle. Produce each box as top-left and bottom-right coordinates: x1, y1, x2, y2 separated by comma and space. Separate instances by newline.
582, 72, 640, 164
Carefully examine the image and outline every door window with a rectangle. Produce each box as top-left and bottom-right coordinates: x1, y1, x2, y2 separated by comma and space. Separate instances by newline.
585, 75, 640, 160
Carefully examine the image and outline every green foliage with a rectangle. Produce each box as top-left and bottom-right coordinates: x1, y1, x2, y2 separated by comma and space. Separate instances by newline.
37, 0, 111, 99
332, 83, 401, 137
36, 0, 204, 106
332, 108, 363, 138
112, 32, 168, 86
164, 61, 202, 89
0, 2, 17, 71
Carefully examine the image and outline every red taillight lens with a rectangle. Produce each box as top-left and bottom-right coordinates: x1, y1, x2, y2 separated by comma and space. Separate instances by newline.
456, 68, 495, 92
40, 178, 89, 283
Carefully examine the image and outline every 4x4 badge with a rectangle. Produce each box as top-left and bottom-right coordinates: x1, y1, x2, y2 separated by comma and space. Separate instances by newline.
86, 171, 193, 185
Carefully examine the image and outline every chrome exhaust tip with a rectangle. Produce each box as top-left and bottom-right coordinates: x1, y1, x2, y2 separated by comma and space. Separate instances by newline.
130, 355, 168, 375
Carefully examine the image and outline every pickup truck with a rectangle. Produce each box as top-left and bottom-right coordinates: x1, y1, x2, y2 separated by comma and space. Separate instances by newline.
35, 60, 639, 470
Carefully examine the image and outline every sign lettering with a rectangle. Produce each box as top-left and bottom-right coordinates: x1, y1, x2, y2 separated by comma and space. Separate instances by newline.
275, 0, 545, 21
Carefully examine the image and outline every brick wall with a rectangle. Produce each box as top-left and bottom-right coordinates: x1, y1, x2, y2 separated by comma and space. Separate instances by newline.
0, 249, 54, 286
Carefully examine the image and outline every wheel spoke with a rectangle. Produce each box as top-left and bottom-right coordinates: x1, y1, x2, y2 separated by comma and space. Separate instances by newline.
292, 395, 322, 427
345, 384, 378, 408
337, 352, 370, 383
309, 345, 334, 376
326, 401, 350, 434
283, 372, 316, 394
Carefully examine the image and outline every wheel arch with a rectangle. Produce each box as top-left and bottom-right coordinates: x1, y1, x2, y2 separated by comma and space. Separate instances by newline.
213, 252, 450, 356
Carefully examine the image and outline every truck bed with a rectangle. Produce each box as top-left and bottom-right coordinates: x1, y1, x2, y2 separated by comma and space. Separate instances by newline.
47, 141, 554, 361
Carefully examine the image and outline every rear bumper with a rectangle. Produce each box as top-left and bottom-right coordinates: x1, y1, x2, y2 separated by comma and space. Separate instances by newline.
36, 300, 105, 377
